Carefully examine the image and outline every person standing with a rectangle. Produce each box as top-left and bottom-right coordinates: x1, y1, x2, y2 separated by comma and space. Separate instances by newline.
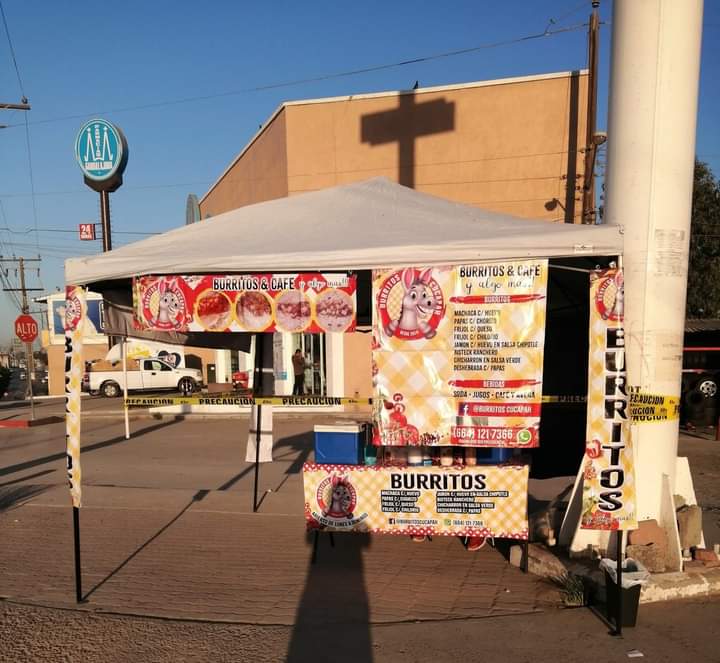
292, 349, 306, 395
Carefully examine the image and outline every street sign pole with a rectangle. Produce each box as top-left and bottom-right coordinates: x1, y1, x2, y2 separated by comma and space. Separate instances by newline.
19, 258, 35, 420
72, 119, 129, 603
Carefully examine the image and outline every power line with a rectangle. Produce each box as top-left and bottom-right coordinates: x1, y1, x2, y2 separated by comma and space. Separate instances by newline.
0, 225, 160, 236
1, 23, 588, 130
22, 114, 40, 252
0, 0, 25, 96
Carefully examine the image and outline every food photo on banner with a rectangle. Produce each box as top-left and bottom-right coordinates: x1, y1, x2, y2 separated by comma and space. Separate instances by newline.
580, 268, 637, 531
133, 272, 356, 333
372, 260, 548, 448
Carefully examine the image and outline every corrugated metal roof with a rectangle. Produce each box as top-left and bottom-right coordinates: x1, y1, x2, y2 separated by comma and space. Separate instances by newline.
685, 319, 720, 333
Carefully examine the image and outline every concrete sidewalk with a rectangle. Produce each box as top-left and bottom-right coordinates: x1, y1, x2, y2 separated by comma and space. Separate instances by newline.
0, 416, 555, 625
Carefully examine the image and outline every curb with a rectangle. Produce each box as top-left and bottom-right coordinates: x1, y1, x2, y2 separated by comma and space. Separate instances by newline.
640, 568, 720, 603
0, 416, 64, 428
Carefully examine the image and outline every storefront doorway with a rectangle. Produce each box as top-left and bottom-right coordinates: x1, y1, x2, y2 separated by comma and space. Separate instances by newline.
293, 332, 327, 395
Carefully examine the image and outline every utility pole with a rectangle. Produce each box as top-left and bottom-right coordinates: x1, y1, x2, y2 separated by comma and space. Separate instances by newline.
604, 0, 704, 525
581, 1, 601, 224
1, 255, 43, 416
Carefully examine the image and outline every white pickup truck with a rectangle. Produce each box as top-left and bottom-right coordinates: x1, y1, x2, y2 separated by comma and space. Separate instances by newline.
85, 358, 203, 398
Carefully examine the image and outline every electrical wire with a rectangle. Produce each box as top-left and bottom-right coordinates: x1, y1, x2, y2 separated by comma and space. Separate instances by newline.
0, 225, 160, 236
1, 23, 588, 130
0, 0, 25, 96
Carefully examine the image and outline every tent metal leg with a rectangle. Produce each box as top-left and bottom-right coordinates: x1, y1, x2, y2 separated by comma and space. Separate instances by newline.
329, 532, 335, 548
522, 539, 529, 574
612, 531, 624, 636
252, 404, 262, 513
73, 506, 84, 603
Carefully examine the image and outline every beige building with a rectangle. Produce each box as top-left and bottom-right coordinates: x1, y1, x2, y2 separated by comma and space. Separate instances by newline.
196, 71, 591, 402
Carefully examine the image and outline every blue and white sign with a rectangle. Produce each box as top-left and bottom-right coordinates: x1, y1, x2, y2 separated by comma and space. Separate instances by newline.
75, 119, 127, 181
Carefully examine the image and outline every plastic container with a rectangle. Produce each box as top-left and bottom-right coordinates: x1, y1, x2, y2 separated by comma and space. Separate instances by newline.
476, 447, 514, 464
363, 443, 378, 466
464, 447, 478, 466
314, 424, 363, 465
439, 447, 454, 466
407, 446, 423, 466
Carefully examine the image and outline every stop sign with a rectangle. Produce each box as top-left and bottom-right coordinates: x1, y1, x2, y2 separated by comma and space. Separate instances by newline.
15, 314, 38, 343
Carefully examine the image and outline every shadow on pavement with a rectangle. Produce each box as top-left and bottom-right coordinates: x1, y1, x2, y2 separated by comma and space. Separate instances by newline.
0, 484, 50, 512
286, 532, 373, 663
214, 430, 313, 500
0, 418, 182, 479
83, 488, 210, 601
0, 469, 55, 488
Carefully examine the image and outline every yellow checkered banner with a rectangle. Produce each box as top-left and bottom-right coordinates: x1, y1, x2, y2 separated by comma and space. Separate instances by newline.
303, 463, 529, 538
581, 268, 637, 530
372, 261, 548, 447
65, 285, 85, 508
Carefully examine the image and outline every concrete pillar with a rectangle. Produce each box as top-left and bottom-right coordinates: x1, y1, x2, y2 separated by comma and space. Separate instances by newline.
604, 0, 704, 520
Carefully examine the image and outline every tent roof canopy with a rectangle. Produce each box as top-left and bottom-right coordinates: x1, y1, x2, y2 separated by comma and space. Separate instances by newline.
66, 177, 623, 285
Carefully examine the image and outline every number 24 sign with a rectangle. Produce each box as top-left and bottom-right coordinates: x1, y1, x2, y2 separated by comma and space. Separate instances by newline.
78, 223, 96, 241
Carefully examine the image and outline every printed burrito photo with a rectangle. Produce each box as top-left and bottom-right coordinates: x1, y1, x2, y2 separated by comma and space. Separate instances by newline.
275, 290, 311, 332
315, 288, 354, 332
195, 289, 232, 330
235, 291, 273, 330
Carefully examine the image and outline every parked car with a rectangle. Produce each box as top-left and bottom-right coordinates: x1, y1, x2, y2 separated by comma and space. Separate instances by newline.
85, 357, 202, 398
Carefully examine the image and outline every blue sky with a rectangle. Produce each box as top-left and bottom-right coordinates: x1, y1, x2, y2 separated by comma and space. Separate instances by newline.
0, 1, 718, 345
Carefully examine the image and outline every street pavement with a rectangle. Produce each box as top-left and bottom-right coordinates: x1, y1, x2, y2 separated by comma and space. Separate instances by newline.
1, 404, 719, 661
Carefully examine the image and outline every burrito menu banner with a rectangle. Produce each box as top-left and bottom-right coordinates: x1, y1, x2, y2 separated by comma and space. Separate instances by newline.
303, 463, 529, 539
581, 268, 637, 531
372, 261, 548, 447
133, 273, 356, 333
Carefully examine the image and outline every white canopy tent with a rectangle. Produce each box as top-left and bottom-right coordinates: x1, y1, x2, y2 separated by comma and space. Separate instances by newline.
65, 177, 623, 285
61, 177, 626, 604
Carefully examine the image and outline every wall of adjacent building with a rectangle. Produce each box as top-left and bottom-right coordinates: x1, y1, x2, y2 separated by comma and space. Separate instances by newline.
199, 109, 289, 218
283, 72, 588, 223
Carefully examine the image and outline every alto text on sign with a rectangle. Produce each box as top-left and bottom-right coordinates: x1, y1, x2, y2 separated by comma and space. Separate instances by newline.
15, 314, 38, 343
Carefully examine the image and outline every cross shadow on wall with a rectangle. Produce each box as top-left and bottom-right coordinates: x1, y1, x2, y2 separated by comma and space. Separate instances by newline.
361, 92, 455, 189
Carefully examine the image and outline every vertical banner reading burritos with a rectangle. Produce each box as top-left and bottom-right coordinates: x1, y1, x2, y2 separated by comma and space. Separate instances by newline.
133, 273, 356, 333
581, 268, 637, 530
373, 260, 548, 447
65, 286, 85, 508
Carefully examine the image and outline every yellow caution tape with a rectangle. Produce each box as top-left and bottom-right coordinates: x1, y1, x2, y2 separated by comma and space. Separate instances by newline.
125, 394, 372, 407
125, 393, 589, 408
627, 389, 680, 423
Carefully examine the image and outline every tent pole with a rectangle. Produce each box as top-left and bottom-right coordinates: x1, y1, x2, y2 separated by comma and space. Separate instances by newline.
253, 403, 262, 512
73, 506, 83, 602
122, 336, 130, 439
613, 530, 624, 636
252, 332, 263, 513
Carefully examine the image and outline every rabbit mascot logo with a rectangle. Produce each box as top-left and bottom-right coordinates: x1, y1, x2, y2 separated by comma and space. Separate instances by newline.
138, 276, 189, 331
64, 287, 83, 332
317, 474, 357, 519
593, 269, 623, 322
377, 267, 446, 341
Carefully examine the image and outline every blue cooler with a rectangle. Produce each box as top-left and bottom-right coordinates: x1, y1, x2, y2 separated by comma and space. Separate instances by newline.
475, 447, 514, 464
314, 424, 364, 465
